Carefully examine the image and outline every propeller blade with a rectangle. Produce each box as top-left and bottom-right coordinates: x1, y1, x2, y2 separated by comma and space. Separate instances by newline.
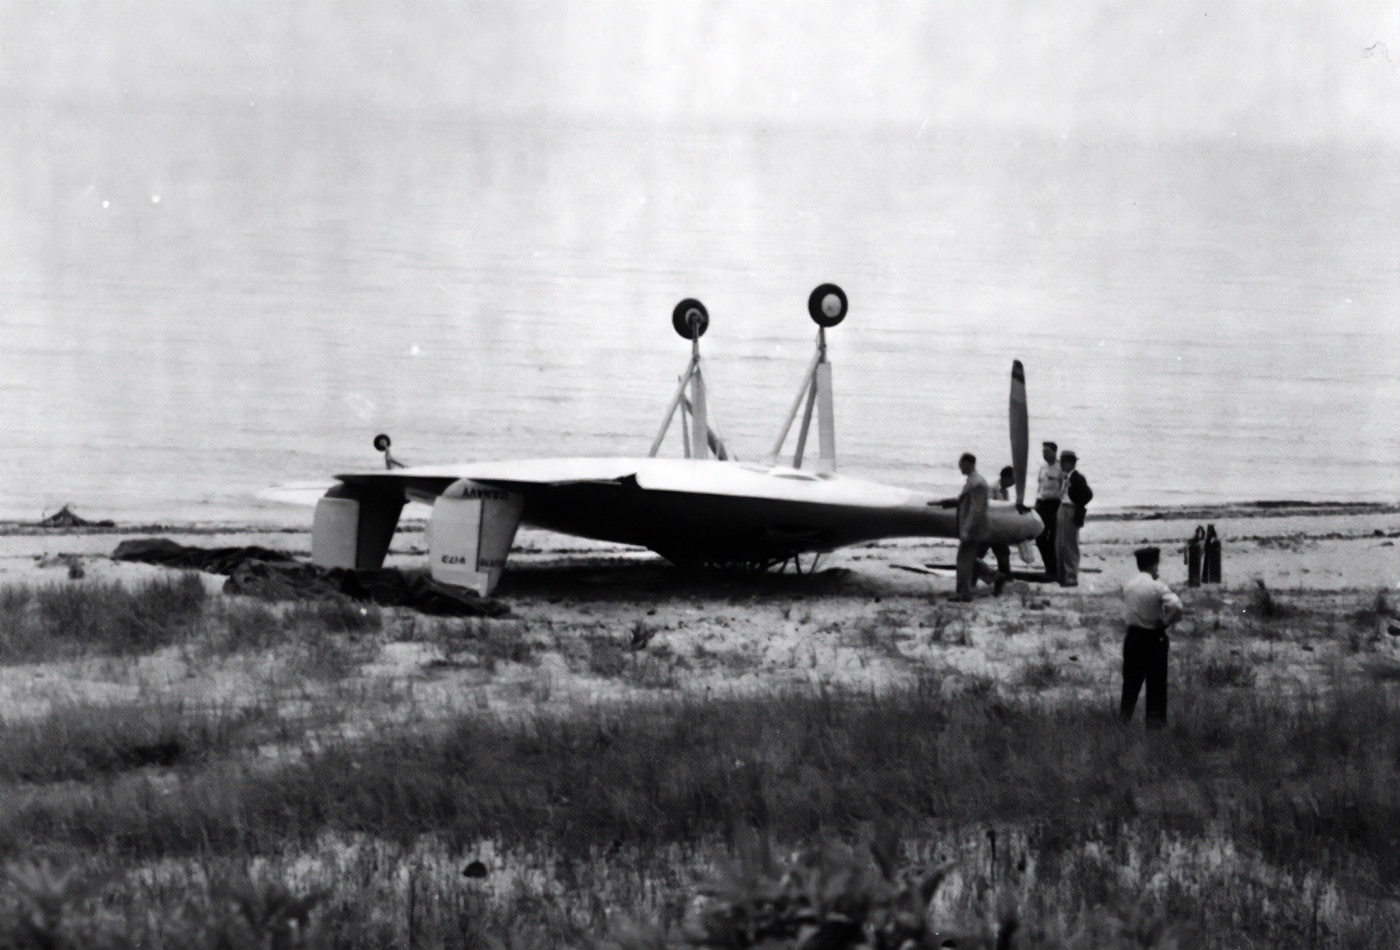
1010, 360, 1029, 508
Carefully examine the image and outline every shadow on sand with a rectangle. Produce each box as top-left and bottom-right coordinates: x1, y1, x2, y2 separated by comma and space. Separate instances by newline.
494, 555, 873, 603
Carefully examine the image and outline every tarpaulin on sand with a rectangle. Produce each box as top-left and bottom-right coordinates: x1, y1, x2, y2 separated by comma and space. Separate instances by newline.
111, 538, 509, 617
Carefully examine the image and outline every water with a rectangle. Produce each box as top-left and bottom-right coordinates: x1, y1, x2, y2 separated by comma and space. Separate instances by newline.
3, 14, 1398, 525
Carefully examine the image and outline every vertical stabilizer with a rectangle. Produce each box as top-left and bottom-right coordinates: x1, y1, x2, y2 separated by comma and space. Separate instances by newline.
311, 486, 405, 570
429, 479, 525, 596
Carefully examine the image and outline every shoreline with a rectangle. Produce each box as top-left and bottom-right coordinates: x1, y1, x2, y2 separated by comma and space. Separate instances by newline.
4, 498, 1398, 538
2, 497, 1397, 599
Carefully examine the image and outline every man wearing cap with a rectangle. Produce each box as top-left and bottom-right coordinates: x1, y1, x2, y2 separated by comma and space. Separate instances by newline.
1034, 442, 1065, 578
1121, 546, 1185, 727
1055, 450, 1092, 587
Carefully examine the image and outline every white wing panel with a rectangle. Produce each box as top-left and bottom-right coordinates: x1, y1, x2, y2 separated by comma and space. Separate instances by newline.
630, 459, 927, 508
345, 458, 645, 484
338, 457, 933, 509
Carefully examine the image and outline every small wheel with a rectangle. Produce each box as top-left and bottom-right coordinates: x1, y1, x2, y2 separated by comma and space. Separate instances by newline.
373, 433, 392, 453
671, 298, 709, 339
807, 283, 848, 327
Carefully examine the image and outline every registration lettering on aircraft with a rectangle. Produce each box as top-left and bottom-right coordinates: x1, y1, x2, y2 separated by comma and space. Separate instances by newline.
460, 488, 513, 502
439, 554, 508, 568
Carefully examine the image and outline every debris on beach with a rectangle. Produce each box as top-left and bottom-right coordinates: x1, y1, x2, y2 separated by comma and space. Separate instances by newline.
35, 552, 86, 578
113, 537, 298, 573
37, 505, 115, 529
112, 537, 509, 618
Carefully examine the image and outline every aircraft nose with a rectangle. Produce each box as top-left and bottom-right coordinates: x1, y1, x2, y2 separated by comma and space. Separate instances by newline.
1027, 508, 1044, 536
989, 503, 1044, 543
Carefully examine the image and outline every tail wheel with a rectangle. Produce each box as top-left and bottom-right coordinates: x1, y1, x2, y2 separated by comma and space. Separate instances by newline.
672, 298, 710, 339
807, 283, 848, 327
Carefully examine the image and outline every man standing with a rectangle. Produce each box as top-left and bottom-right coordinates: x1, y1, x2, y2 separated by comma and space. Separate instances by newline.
951, 453, 999, 601
1121, 546, 1185, 728
1034, 442, 1065, 578
1055, 450, 1092, 587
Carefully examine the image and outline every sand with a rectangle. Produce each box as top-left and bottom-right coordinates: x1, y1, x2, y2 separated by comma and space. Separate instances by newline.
1, 502, 1398, 729
5, 502, 1397, 590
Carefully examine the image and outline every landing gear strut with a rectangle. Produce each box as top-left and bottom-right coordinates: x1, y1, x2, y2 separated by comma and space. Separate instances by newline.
373, 433, 405, 470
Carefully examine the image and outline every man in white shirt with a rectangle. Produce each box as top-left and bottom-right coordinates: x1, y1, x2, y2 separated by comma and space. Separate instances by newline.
1034, 441, 1065, 578
1121, 546, 1185, 728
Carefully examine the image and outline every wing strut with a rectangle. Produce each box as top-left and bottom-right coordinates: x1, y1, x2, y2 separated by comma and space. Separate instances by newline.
649, 298, 731, 460
769, 283, 847, 473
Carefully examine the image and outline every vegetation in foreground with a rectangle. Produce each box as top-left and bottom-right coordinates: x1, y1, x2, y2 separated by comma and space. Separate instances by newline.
0, 573, 208, 661
0, 574, 1398, 946
3, 676, 1399, 946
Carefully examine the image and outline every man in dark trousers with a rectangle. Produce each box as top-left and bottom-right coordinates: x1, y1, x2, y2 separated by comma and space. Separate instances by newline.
1055, 450, 1093, 586
1121, 546, 1185, 728
1034, 441, 1064, 578
947, 453, 1001, 601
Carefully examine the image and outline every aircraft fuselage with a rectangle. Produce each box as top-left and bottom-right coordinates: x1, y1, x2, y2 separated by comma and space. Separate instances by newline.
335, 457, 1042, 566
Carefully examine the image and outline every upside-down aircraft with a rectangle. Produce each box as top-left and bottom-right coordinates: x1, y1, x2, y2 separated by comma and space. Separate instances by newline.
307, 285, 1043, 595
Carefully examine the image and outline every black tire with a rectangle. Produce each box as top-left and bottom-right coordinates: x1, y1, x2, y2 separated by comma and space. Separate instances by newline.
373, 433, 392, 452
671, 298, 709, 339
807, 283, 848, 327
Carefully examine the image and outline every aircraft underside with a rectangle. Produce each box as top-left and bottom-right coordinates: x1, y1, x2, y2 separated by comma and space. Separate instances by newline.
511, 480, 959, 565
315, 460, 1043, 588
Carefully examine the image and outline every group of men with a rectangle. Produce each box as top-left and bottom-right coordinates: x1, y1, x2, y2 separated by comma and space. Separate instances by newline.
949, 440, 1092, 601
1033, 441, 1094, 587
947, 443, 1186, 729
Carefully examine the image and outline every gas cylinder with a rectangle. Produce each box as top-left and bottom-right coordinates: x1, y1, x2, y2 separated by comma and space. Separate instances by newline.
1203, 524, 1222, 584
1186, 525, 1205, 587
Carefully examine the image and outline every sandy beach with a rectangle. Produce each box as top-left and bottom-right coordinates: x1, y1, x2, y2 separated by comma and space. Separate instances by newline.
3, 502, 1397, 720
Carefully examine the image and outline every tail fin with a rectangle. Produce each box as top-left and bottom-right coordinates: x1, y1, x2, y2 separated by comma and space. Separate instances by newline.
311, 486, 405, 570
428, 480, 525, 596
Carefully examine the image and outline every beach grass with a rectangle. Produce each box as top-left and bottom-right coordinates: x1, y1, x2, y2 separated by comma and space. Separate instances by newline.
3, 672, 1400, 945
1, 572, 208, 661
3, 579, 1400, 946
0, 698, 272, 784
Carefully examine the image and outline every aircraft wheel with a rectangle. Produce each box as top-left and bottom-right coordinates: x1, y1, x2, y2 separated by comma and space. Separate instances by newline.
373, 433, 392, 452
807, 283, 848, 327
671, 299, 710, 339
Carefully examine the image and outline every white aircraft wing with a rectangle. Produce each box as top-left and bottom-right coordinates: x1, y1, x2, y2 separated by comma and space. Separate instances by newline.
333, 457, 929, 508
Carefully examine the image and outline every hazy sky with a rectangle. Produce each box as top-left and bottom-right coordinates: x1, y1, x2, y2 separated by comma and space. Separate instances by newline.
4, 1, 1397, 144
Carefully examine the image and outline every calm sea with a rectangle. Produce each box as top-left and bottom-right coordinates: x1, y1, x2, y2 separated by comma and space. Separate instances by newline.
3, 104, 1398, 524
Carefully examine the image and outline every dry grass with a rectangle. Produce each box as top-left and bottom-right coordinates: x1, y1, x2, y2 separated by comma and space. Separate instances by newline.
0, 573, 207, 661
1193, 653, 1259, 688
0, 698, 271, 784
1242, 579, 1300, 623
3, 581, 1400, 946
